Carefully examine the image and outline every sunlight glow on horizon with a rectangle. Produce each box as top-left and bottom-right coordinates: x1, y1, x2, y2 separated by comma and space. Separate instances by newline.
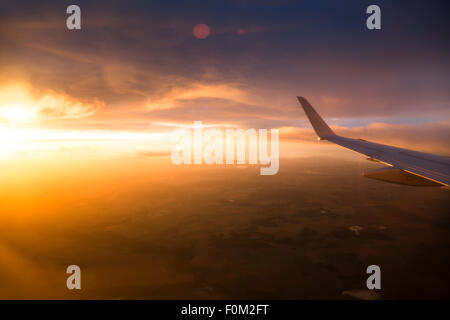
0, 126, 176, 157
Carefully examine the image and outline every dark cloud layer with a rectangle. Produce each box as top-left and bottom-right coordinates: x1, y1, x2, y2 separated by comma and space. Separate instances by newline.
0, 0, 449, 129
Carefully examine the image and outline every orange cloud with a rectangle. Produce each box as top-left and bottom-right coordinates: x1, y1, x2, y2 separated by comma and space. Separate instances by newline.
146, 83, 248, 111
0, 83, 101, 126
280, 121, 450, 156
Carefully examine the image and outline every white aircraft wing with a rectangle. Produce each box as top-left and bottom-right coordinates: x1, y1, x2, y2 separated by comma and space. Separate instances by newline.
297, 96, 450, 188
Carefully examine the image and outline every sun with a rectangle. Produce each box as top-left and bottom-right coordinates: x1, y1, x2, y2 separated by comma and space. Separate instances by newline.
0, 103, 38, 123
0, 84, 39, 124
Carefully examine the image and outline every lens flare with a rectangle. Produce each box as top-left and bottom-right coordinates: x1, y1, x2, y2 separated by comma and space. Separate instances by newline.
193, 24, 210, 39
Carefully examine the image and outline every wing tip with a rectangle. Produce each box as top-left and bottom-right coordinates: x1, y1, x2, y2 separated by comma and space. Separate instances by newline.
296, 95, 335, 139
296, 96, 307, 104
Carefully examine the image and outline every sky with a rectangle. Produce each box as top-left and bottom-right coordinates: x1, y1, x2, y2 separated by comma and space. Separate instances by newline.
0, 0, 449, 155
0, 0, 450, 300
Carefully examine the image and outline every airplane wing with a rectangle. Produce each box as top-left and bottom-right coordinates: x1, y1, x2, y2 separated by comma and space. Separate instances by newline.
297, 96, 450, 188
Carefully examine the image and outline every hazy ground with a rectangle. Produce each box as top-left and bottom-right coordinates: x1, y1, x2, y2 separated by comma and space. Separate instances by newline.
0, 152, 449, 299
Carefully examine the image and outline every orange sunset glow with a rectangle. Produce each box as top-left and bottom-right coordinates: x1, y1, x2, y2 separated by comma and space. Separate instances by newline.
0, 0, 449, 302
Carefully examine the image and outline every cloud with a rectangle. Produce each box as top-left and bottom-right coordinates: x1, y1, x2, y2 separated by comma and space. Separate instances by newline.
146, 83, 248, 111
0, 0, 448, 133
135, 151, 170, 158
0, 83, 101, 125
279, 121, 450, 155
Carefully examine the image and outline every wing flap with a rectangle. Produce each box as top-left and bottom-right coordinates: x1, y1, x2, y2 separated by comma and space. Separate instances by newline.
364, 167, 442, 187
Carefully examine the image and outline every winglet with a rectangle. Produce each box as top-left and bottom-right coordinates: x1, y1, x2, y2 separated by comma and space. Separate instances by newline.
297, 96, 336, 140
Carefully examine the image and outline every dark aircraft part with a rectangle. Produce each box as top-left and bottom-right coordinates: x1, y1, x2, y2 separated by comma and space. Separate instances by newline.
363, 167, 443, 187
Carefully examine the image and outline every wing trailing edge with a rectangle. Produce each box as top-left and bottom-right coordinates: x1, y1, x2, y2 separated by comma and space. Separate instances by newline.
363, 167, 442, 187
